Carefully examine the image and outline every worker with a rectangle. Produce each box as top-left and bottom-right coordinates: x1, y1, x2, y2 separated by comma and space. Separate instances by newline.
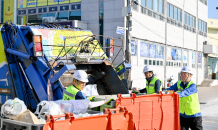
63, 70, 112, 107
164, 66, 202, 130
133, 65, 162, 94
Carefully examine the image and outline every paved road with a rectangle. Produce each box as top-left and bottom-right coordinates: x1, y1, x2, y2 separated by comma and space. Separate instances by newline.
198, 86, 218, 130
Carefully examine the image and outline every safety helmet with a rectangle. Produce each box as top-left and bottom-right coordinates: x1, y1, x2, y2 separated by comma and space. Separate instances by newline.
181, 66, 193, 75
73, 70, 89, 83
143, 65, 153, 73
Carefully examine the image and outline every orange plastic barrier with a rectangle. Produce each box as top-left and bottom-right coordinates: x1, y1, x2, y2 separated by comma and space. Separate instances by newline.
43, 107, 136, 130
116, 92, 180, 130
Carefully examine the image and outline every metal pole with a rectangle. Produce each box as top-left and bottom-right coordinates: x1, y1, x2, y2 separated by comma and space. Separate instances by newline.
164, 0, 167, 89
196, 0, 199, 85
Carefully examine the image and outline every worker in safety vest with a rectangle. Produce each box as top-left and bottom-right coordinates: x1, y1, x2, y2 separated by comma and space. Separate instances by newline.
133, 65, 162, 94
63, 70, 112, 106
164, 66, 202, 130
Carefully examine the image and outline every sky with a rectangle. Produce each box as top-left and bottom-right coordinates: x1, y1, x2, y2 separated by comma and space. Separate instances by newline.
208, 0, 218, 19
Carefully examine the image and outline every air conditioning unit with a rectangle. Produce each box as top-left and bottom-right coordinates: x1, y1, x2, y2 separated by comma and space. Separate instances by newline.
42, 17, 56, 22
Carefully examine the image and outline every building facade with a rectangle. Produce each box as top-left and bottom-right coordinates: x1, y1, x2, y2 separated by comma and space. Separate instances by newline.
1, 0, 209, 88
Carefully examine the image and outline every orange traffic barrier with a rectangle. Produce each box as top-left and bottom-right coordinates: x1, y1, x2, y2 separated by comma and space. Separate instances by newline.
116, 91, 180, 130
43, 107, 136, 130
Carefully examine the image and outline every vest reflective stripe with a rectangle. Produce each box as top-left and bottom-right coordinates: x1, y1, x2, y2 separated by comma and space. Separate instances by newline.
63, 85, 80, 100
63, 90, 75, 98
146, 76, 162, 94
177, 80, 201, 115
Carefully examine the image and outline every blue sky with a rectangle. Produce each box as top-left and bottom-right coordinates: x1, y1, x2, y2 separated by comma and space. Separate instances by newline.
208, 0, 218, 19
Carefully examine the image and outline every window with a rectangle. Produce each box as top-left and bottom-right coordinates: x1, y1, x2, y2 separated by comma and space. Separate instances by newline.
159, 0, 163, 14
178, 9, 181, 22
199, 0, 207, 6
160, 61, 163, 66
184, 12, 196, 30
157, 61, 160, 66
147, 0, 152, 9
144, 59, 148, 65
153, 60, 156, 65
167, 3, 170, 17
167, 3, 182, 24
149, 60, 152, 65
198, 19, 207, 34
174, 7, 178, 21
141, 0, 146, 7
170, 4, 174, 19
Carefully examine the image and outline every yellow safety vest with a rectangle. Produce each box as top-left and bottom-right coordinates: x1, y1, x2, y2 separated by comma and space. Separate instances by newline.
62, 85, 80, 100
146, 76, 162, 94
177, 80, 201, 115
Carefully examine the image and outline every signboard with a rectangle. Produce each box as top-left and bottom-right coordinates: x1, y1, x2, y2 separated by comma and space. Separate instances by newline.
131, 40, 137, 56
149, 44, 156, 58
27, 0, 37, 8
18, 0, 81, 9
192, 52, 195, 63
140, 42, 149, 57
60, 5, 69, 11
71, 4, 81, 10
183, 51, 187, 62
4, 0, 15, 23
198, 53, 202, 63
38, 8, 47, 13
156, 45, 164, 59
49, 6, 58, 12
167, 47, 171, 60
116, 27, 125, 35
28, 9, 37, 14
18, 10, 27, 15
23, 16, 28, 25
37, 0, 47, 7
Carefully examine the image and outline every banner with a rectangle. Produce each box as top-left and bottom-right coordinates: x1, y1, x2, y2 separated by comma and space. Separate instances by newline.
27, 0, 37, 8
59, 0, 70, 4
70, 0, 81, 3
23, 16, 28, 25
31, 29, 106, 60
4, 0, 14, 23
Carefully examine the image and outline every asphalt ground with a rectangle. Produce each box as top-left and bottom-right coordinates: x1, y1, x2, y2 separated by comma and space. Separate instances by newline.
198, 86, 218, 130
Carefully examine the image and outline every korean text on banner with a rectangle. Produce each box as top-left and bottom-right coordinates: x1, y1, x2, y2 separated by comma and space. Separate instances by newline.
4, 0, 14, 23
26, 0, 37, 8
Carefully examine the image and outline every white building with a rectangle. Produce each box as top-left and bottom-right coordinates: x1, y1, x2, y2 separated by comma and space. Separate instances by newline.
82, 0, 208, 88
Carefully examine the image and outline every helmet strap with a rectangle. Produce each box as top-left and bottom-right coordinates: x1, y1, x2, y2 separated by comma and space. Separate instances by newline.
184, 73, 190, 84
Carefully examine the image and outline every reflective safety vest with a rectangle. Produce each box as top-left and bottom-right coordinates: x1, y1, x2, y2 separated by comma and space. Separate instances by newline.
146, 76, 162, 94
62, 85, 80, 100
177, 80, 201, 115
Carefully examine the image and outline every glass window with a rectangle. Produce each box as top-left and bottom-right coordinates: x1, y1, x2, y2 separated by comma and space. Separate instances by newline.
100, 2, 103, 8
167, 3, 170, 17
186, 13, 189, 25
153, 0, 158, 12
144, 59, 148, 65
205, 23, 207, 32
199, 20, 202, 31
190, 15, 193, 27
153, 60, 156, 65
157, 61, 160, 66
184, 12, 186, 24
149, 60, 152, 65
193, 17, 196, 28
174, 7, 178, 20
69, 11, 81, 21
147, 0, 152, 9
170, 4, 174, 19
141, 0, 146, 7
178, 9, 181, 22
159, 0, 163, 14
160, 61, 163, 66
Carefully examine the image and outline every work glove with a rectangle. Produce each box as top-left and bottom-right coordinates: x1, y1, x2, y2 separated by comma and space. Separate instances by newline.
89, 96, 95, 101
132, 90, 140, 94
104, 98, 115, 104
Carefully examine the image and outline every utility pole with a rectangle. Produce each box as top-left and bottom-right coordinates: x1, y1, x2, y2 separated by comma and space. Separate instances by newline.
164, 0, 167, 89
124, 0, 131, 80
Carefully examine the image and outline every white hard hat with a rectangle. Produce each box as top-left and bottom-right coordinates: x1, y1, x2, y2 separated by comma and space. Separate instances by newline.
73, 70, 89, 83
143, 65, 153, 73
181, 66, 193, 75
